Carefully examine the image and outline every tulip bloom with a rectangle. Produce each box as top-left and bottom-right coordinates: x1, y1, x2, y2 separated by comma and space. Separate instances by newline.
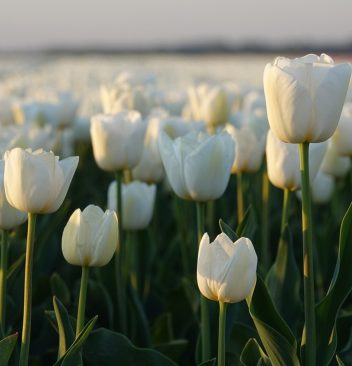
158, 131, 234, 202
332, 103, 352, 156
266, 130, 327, 191
188, 84, 231, 130
320, 141, 350, 178
226, 108, 268, 174
108, 180, 156, 230
264, 54, 351, 143
62, 205, 118, 267
197, 233, 257, 303
4, 148, 78, 214
90, 111, 146, 172
0, 160, 27, 230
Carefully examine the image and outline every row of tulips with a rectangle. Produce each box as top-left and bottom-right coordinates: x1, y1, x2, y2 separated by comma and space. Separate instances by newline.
0, 53, 352, 366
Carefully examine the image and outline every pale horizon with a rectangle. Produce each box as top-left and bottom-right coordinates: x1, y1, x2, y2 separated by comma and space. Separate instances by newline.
1, 0, 351, 51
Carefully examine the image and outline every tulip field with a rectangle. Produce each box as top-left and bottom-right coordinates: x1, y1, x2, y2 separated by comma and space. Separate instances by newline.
1, 53, 352, 366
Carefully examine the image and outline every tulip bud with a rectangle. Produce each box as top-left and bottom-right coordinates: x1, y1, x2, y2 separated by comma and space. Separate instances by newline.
0, 161, 27, 229
332, 103, 352, 156
264, 54, 351, 143
296, 172, 335, 205
4, 148, 78, 214
90, 111, 146, 172
197, 233, 257, 303
62, 205, 118, 267
107, 180, 156, 230
320, 141, 351, 178
266, 130, 327, 191
158, 130, 234, 201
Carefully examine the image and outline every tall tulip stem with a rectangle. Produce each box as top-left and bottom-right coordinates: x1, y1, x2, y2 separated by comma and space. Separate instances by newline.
236, 172, 245, 224
76, 266, 89, 337
299, 142, 316, 366
0, 230, 8, 334
281, 188, 290, 236
196, 202, 210, 362
217, 301, 227, 366
115, 170, 127, 333
19, 213, 37, 366
261, 164, 270, 271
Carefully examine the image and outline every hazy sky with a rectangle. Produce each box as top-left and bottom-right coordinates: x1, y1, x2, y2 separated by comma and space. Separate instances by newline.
1, 0, 351, 50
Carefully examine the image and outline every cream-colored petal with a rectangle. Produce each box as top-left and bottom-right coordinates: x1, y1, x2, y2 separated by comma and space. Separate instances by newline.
62, 208, 82, 266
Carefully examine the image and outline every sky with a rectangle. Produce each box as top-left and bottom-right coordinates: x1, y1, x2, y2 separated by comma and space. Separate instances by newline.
0, 0, 351, 50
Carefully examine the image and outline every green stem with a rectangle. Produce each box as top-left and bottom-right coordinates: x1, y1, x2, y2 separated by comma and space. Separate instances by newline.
196, 202, 210, 362
19, 213, 37, 366
0, 230, 8, 334
175, 197, 190, 274
236, 172, 244, 224
115, 171, 127, 334
261, 165, 270, 271
299, 142, 316, 366
76, 266, 89, 337
217, 301, 227, 366
281, 189, 291, 237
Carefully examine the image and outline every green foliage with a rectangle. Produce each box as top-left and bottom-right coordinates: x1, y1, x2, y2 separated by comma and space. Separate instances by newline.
0, 333, 18, 366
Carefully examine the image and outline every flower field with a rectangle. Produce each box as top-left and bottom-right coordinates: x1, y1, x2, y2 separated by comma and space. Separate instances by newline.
0, 52, 351, 366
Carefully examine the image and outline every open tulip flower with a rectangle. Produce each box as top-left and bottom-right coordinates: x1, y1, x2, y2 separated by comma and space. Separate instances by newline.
264, 54, 351, 143
197, 233, 257, 303
158, 130, 234, 202
4, 148, 79, 214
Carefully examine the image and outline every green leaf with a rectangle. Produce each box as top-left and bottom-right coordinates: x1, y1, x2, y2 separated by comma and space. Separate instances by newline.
197, 358, 216, 366
7, 253, 25, 281
336, 355, 345, 366
54, 315, 98, 366
83, 328, 177, 366
265, 226, 301, 333
236, 206, 257, 239
247, 277, 300, 366
51, 273, 71, 306
52, 296, 76, 358
152, 313, 174, 344
315, 203, 352, 365
219, 219, 238, 241
240, 338, 271, 366
154, 340, 188, 363
0, 333, 18, 366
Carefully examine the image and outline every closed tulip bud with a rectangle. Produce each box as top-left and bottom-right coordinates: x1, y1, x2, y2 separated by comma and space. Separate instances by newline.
90, 111, 146, 172
158, 130, 234, 201
266, 130, 327, 191
332, 104, 352, 156
264, 54, 351, 143
4, 148, 78, 213
197, 233, 257, 303
320, 141, 351, 178
0, 161, 27, 229
108, 180, 156, 230
188, 84, 230, 130
296, 172, 335, 205
62, 205, 118, 267
226, 109, 268, 174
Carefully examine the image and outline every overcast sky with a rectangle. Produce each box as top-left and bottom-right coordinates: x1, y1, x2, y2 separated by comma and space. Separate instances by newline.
0, 0, 351, 50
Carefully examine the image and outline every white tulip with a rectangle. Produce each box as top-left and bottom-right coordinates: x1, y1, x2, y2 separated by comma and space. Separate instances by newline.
226, 108, 268, 174
108, 180, 156, 230
0, 161, 27, 229
320, 141, 351, 178
264, 54, 351, 143
62, 205, 118, 267
296, 172, 335, 205
188, 84, 230, 130
266, 130, 327, 191
197, 233, 257, 303
332, 103, 352, 156
158, 130, 234, 201
4, 148, 78, 213
90, 111, 146, 172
